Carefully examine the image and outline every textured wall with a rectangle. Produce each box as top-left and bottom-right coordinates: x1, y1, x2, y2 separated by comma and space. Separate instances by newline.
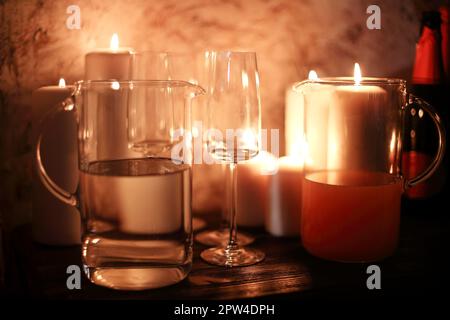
0, 0, 442, 227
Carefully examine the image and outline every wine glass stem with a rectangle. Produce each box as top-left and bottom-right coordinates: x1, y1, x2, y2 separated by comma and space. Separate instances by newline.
227, 162, 238, 251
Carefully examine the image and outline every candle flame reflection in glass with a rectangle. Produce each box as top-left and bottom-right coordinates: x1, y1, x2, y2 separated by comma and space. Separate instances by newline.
111, 81, 120, 90
389, 130, 397, 174
242, 71, 249, 89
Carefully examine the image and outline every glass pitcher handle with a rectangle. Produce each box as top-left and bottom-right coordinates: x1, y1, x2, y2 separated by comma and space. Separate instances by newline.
404, 94, 446, 189
35, 96, 78, 207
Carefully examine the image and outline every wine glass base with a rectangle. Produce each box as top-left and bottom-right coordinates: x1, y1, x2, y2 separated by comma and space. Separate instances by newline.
195, 229, 255, 246
201, 246, 265, 267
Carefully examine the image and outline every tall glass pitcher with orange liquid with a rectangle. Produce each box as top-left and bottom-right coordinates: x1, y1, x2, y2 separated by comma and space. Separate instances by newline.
296, 77, 445, 262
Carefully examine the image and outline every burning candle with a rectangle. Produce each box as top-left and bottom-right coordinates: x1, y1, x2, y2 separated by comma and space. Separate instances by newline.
83, 34, 138, 224
85, 33, 135, 80
32, 78, 80, 245
84, 34, 138, 160
265, 156, 303, 237
327, 63, 387, 170
286, 71, 333, 171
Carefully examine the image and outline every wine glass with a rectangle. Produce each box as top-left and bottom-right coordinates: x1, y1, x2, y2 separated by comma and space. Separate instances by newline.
200, 51, 265, 267
133, 51, 254, 245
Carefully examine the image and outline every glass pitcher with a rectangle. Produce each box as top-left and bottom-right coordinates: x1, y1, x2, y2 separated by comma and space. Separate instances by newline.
35, 80, 204, 290
296, 77, 445, 262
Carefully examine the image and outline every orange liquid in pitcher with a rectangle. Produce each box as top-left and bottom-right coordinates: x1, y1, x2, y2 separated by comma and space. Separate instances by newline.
301, 171, 403, 262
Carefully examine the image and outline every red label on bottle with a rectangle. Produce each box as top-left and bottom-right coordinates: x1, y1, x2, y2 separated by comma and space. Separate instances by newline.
412, 27, 442, 84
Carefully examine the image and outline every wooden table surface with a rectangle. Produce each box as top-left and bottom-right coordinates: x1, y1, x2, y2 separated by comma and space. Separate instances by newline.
8, 208, 450, 300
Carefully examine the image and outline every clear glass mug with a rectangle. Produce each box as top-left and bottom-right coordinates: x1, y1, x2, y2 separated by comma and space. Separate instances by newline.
36, 80, 204, 290
297, 78, 445, 262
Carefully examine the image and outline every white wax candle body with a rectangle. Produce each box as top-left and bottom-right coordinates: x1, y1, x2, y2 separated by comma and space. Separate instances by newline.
85, 48, 137, 161
303, 84, 333, 170
235, 164, 267, 227
32, 86, 81, 245
285, 84, 304, 157
327, 86, 387, 171
266, 157, 303, 237
85, 49, 134, 80
235, 153, 276, 228
79, 169, 187, 235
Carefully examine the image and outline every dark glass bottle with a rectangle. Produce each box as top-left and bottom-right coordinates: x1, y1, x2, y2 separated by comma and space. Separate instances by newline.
402, 10, 449, 214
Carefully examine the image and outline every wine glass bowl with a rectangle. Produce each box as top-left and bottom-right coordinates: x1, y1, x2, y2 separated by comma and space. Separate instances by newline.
200, 51, 265, 267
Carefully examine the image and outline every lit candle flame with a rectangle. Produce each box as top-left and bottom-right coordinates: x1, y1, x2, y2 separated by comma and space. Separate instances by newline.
111, 81, 120, 90
354, 63, 361, 86
241, 71, 249, 89
308, 70, 318, 80
58, 78, 66, 88
110, 33, 119, 51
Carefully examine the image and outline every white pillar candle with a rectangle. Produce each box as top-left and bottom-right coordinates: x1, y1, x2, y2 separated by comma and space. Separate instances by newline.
32, 79, 80, 245
235, 152, 276, 228
285, 71, 333, 171
303, 83, 333, 171
85, 34, 136, 161
84, 34, 134, 80
265, 156, 303, 237
79, 168, 185, 235
327, 64, 387, 170
84, 34, 141, 230
285, 83, 304, 157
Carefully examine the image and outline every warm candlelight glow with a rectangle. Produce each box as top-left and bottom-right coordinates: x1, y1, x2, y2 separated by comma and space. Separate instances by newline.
389, 131, 396, 154
110, 33, 119, 51
241, 71, 249, 89
58, 78, 66, 88
241, 128, 258, 150
354, 63, 361, 86
418, 109, 424, 118
111, 81, 120, 90
308, 70, 318, 80
389, 130, 397, 174
246, 151, 278, 175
